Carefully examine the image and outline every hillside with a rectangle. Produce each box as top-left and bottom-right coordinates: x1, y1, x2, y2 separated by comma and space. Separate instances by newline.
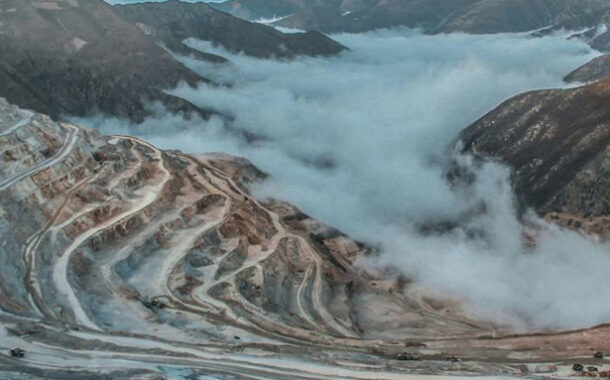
0, 0, 345, 123
460, 77, 610, 237
116, 0, 346, 60
214, 0, 610, 45
0, 0, 210, 122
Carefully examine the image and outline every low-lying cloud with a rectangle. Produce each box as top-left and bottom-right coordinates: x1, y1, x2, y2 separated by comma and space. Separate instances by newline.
76, 28, 607, 330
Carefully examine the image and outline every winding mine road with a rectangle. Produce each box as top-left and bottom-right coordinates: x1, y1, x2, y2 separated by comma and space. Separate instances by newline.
22, 170, 105, 319
0, 322, 518, 380
0, 123, 79, 191
51, 135, 170, 331
0, 110, 34, 137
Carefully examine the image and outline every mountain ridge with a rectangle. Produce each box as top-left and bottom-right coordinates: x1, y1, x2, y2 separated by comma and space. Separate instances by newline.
0, 0, 345, 123
460, 75, 610, 237
214, 0, 610, 50
115, 0, 346, 60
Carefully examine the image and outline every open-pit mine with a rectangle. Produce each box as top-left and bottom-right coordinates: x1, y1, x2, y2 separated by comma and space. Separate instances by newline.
1, 97, 610, 379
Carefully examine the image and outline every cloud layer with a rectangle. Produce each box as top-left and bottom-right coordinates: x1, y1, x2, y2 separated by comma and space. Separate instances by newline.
77, 29, 606, 330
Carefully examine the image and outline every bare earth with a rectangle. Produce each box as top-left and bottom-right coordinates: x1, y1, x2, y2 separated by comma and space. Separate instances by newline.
0, 98, 607, 379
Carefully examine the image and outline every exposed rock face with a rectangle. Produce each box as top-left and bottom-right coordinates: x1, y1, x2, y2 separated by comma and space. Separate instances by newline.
115, 0, 346, 60
4, 98, 610, 378
459, 79, 610, 237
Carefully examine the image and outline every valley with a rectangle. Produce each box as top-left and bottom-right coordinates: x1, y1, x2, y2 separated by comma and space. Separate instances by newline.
2, 1, 610, 379
2, 97, 610, 379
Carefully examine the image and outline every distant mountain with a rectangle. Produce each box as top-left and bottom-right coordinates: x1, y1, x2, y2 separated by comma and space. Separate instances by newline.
115, 0, 346, 60
214, 0, 610, 45
215, 0, 610, 83
0, 0, 345, 123
213, 0, 313, 22
460, 77, 610, 236
438, 0, 610, 35
213, 0, 480, 33
0, 0, 209, 122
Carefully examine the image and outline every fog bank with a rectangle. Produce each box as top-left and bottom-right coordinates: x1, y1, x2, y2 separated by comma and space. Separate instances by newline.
76, 29, 607, 329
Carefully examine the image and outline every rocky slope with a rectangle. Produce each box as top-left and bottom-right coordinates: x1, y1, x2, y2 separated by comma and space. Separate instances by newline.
0, 0, 210, 123
0, 0, 345, 124
460, 76, 610, 237
565, 52, 610, 83
115, 0, 346, 60
2, 99, 610, 379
